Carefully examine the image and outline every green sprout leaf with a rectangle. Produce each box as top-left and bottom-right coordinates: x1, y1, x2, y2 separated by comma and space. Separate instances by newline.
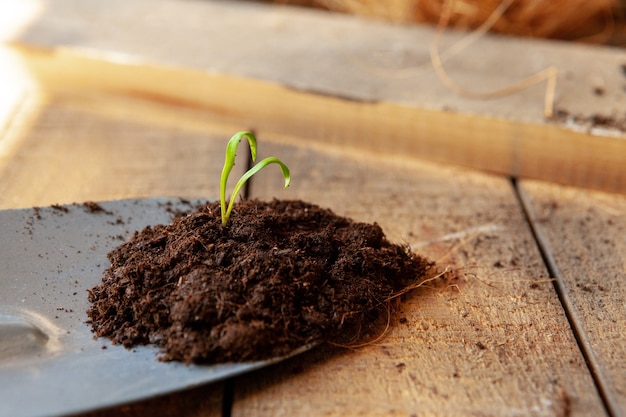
220, 131, 290, 225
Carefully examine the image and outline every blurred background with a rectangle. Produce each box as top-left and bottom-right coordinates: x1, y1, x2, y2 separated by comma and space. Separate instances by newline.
261, 0, 626, 44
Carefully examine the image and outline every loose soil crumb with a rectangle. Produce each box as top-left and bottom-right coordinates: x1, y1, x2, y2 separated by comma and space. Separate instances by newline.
51, 204, 70, 213
551, 108, 626, 132
83, 201, 113, 215
87, 199, 433, 364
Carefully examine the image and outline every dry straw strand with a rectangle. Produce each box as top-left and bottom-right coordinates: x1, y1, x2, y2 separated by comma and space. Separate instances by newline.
313, 0, 617, 41
429, 0, 559, 118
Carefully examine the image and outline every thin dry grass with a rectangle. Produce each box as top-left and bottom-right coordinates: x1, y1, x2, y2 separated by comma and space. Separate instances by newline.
428, 0, 559, 117
416, 0, 615, 40
279, 0, 620, 41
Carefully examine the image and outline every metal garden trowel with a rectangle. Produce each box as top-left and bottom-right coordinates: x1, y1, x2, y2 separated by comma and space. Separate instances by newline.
0, 198, 311, 417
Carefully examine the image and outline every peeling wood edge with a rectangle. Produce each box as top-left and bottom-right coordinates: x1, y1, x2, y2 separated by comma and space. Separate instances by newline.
11, 44, 626, 195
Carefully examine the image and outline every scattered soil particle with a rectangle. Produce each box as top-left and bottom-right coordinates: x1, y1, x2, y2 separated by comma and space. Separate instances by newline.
87, 199, 433, 364
51, 204, 70, 213
160, 198, 200, 220
83, 201, 113, 215
551, 108, 626, 132
556, 388, 572, 417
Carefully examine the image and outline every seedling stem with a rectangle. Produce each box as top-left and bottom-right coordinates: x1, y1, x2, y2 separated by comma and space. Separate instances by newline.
220, 132, 290, 225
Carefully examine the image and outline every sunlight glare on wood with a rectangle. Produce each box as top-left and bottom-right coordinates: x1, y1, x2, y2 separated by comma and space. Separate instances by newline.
0, 0, 43, 42
0, 1, 43, 157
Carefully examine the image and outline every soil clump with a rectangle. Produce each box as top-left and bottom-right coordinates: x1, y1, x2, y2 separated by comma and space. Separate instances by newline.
87, 199, 433, 364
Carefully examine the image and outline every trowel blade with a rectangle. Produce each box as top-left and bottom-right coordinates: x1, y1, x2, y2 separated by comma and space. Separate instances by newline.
0, 198, 310, 417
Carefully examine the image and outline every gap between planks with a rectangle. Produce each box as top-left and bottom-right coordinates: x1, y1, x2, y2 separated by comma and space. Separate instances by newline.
514, 180, 619, 417
515, 180, 626, 417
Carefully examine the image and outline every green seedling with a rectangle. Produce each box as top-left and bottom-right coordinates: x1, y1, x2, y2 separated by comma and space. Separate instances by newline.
220, 131, 290, 225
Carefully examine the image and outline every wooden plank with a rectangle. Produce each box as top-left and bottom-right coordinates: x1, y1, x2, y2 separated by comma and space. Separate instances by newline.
5, 0, 626, 193
234, 138, 607, 416
518, 179, 626, 416
0, 47, 35, 167
0, 92, 247, 209
0, 2, 621, 415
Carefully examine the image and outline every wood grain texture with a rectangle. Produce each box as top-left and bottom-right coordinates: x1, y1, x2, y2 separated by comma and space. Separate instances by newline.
0, 92, 246, 209
6, 0, 626, 192
234, 139, 607, 416
0, 2, 622, 415
519, 180, 626, 416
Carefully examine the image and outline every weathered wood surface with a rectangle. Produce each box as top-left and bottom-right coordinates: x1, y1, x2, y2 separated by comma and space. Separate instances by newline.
0, 90, 610, 416
0, 91, 247, 209
519, 180, 626, 417
0, 1, 624, 416
4, 0, 626, 192
229, 138, 609, 416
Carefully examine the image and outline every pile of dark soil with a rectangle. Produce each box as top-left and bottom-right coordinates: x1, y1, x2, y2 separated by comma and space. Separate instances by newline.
87, 199, 433, 364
